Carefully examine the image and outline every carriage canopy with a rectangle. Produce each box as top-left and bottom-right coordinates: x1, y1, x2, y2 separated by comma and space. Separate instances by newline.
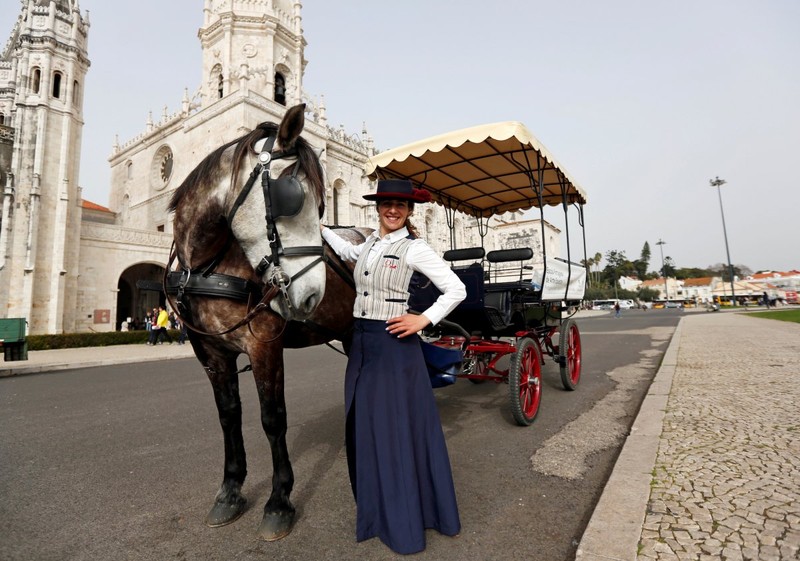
365, 121, 587, 218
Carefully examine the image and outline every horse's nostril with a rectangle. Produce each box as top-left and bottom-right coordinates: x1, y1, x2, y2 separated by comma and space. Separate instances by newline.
304, 294, 318, 315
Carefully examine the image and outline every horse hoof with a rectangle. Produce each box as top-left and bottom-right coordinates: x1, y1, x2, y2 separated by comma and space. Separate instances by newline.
257, 510, 295, 541
206, 496, 247, 528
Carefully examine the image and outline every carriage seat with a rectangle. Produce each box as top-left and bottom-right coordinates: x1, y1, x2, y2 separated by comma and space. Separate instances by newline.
485, 247, 536, 290
408, 248, 486, 315
439, 251, 488, 334
487, 247, 533, 263
443, 247, 485, 264
483, 248, 538, 329
443, 247, 486, 312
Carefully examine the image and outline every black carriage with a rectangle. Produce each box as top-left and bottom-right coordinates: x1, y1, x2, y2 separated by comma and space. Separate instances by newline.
366, 121, 588, 426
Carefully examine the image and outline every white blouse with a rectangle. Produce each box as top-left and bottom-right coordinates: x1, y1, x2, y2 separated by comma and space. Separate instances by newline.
322, 227, 466, 325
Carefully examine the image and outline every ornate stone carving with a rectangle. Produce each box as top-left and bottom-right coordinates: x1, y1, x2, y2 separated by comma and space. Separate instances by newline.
82, 223, 172, 249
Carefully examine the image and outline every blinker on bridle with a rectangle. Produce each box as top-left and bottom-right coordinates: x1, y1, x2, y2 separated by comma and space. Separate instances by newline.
226, 134, 325, 309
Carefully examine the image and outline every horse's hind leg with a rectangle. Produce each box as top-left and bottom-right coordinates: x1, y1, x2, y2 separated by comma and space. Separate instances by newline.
203, 353, 249, 527
252, 347, 295, 541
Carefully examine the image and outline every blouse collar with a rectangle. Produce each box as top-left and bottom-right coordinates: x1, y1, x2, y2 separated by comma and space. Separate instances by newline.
370, 226, 409, 243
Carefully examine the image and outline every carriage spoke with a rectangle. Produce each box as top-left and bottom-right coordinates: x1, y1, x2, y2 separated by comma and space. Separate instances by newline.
509, 338, 542, 426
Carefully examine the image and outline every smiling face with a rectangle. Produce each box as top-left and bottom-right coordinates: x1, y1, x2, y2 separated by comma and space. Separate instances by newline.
377, 199, 411, 236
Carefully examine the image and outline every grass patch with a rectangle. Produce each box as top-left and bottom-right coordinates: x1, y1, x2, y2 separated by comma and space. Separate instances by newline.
746, 309, 800, 324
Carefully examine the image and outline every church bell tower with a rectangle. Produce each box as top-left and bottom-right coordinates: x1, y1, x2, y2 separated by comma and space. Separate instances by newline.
199, 0, 306, 110
0, 0, 90, 333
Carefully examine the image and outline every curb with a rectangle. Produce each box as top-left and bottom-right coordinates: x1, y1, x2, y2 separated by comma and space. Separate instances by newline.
0, 345, 195, 377
574, 317, 684, 561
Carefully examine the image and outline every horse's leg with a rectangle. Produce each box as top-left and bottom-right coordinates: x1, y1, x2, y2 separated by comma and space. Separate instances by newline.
201, 351, 249, 527
251, 345, 295, 541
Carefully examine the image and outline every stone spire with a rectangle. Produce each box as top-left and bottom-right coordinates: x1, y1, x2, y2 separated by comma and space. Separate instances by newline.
0, 0, 90, 333
197, 0, 306, 109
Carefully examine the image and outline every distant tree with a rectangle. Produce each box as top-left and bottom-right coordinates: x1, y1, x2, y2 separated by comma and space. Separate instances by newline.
662, 256, 676, 278
637, 287, 661, 302
581, 258, 594, 287
602, 250, 637, 291
632, 259, 646, 280
604, 250, 628, 271
675, 267, 714, 279
708, 262, 751, 282
593, 251, 603, 286
635, 242, 651, 279
584, 286, 612, 301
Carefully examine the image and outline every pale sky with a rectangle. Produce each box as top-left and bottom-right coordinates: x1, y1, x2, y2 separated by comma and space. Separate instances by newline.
3, 1, 798, 273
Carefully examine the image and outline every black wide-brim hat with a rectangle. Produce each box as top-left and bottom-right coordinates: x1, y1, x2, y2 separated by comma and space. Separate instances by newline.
363, 179, 431, 203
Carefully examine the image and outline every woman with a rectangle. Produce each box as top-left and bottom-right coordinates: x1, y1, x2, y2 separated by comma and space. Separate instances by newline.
321, 179, 466, 555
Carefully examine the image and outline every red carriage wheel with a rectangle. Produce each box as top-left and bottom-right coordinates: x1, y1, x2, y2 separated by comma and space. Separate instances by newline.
558, 318, 582, 391
508, 337, 542, 426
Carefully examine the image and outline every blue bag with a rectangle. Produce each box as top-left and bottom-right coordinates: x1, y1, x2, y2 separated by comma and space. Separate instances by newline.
419, 339, 462, 388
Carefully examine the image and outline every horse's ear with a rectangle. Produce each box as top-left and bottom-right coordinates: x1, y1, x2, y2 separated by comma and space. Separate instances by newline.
278, 104, 306, 151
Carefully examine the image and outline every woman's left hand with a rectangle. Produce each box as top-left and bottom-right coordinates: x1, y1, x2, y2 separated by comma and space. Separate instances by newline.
386, 314, 430, 338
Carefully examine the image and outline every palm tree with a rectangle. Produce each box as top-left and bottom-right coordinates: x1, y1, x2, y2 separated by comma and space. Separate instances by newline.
593, 252, 603, 287
581, 258, 593, 287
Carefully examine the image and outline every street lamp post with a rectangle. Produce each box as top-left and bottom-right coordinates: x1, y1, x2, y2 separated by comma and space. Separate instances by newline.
656, 239, 668, 302
709, 176, 736, 306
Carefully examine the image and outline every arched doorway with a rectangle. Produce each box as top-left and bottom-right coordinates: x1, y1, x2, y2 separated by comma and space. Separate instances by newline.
116, 263, 166, 330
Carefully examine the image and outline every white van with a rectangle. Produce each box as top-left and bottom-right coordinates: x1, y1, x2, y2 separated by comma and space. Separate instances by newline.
592, 299, 634, 310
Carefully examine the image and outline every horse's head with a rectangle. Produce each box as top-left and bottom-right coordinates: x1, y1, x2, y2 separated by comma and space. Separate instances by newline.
226, 105, 327, 320
169, 104, 327, 321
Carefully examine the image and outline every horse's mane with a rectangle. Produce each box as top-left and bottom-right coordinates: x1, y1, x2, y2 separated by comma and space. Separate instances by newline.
168, 121, 325, 217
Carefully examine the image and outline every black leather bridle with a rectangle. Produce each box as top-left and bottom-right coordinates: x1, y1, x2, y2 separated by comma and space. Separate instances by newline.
165, 133, 330, 334
225, 135, 325, 310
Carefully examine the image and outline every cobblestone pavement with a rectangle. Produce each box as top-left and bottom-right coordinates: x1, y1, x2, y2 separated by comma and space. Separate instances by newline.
638, 313, 800, 561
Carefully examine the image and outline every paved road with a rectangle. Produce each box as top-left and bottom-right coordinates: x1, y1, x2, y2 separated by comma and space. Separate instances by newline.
0, 310, 680, 560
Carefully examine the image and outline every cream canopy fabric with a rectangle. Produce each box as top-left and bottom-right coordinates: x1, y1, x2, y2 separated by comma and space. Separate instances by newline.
365, 121, 588, 218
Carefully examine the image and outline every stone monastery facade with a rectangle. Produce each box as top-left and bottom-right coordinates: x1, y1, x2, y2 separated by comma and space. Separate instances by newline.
1, 0, 557, 334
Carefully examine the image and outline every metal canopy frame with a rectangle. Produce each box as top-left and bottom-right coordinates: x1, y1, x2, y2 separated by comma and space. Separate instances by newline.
365, 121, 589, 302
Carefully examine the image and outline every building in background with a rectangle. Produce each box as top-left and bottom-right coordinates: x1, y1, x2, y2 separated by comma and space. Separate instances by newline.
1, 0, 558, 334
0, 0, 89, 334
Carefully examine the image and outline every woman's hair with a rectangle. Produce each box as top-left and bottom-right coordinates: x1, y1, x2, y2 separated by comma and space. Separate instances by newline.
405, 202, 420, 237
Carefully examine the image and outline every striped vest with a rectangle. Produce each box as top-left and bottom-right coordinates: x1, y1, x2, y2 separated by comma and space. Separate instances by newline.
353, 236, 416, 321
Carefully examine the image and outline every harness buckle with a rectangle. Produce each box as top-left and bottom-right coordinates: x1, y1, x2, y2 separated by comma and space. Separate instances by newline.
268, 267, 293, 311
176, 269, 191, 308
255, 256, 271, 276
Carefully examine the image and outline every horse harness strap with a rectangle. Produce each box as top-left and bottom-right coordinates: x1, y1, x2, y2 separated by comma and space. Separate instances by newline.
165, 269, 262, 302
161, 246, 282, 337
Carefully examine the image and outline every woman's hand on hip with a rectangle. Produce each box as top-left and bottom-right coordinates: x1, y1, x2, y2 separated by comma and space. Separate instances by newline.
386, 314, 430, 338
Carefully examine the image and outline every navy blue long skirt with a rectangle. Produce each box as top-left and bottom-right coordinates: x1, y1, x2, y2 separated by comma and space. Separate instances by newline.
345, 319, 460, 554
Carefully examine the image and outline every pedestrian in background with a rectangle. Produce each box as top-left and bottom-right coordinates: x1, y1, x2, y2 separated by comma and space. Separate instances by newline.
146, 308, 159, 345
155, 305, 173, 345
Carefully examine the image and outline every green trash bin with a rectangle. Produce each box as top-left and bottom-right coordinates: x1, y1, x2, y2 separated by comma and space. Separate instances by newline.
0, 318, 28, 362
